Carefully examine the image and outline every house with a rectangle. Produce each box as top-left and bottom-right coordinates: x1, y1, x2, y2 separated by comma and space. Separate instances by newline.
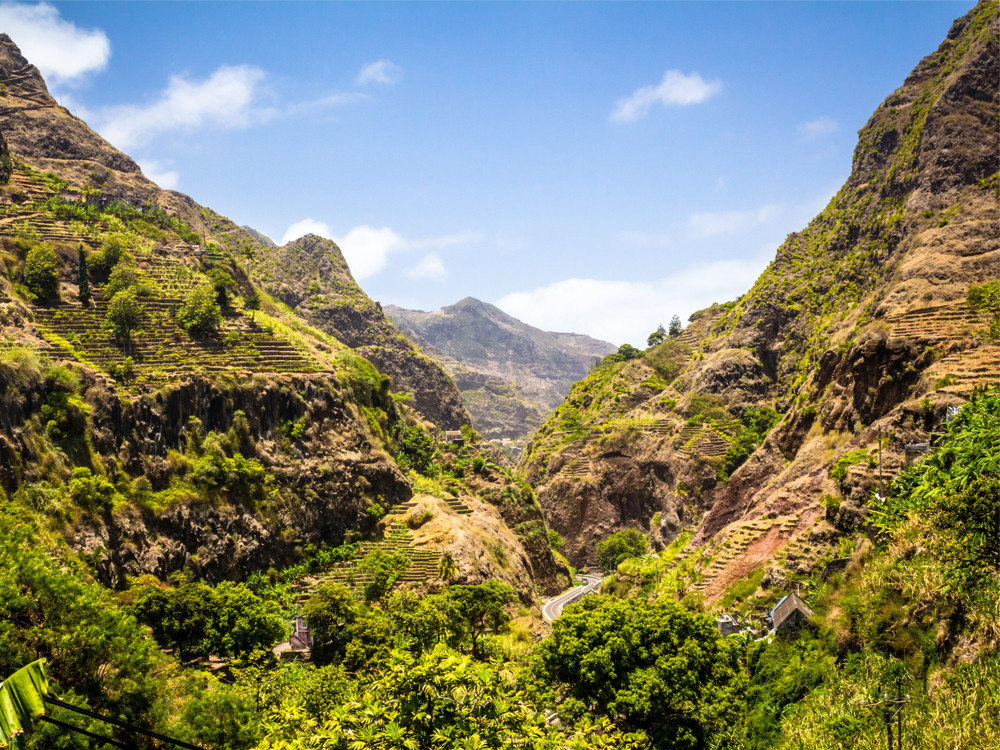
716, 613, 742, 637
289, 616, 313, 651
770, 592, 813, 635
443, 430, 464, 445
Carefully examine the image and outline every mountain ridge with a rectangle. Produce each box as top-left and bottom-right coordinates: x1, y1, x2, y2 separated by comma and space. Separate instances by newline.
386, 297, 616, 442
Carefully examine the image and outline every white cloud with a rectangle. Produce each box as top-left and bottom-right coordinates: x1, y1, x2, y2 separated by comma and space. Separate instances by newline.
798, 116, 840, 140
335, 226, 407, 279
686, 204, 784, 238
96, 65, 272, 150
611, 70, 722, 122
407, 252, 446, 279
411, 231, 483, 250
0, 2, 109, 84
496, 253, 771, 347
137, 159, 179, 190
281, 218, 333, 245
357, 59, 402, 87
281, 220, 479, 280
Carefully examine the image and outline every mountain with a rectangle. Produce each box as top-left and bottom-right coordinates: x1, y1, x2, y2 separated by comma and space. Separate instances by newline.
245, 234, 471, 430
0, 34, 569, 601
524, 0, 999, 582
386, 297, 617, 442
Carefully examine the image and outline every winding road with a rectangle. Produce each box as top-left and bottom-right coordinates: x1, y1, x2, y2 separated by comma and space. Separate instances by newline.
542, 574, 603, 622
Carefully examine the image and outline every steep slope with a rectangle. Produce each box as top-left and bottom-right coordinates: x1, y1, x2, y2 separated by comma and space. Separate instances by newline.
524, 1, 999, 580
246, 234, 471, 430
0, 36, 566, 603
387, 297, 616, 442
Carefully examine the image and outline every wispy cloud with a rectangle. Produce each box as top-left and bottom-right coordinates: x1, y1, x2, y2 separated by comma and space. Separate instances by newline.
96, 65, 274, 150
407, 252, 446, 279
611, 70, 722, 123
357, 59, 402, 87
797, 116, 839, 141
281, 221, 480, 280
0, 1, 109, 85
137, 159, 179, 190
686, 204, 784, 238
496, 252, 771, 347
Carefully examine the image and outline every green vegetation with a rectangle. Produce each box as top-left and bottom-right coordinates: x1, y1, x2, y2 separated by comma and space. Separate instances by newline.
23, 243, 59, 302
127, 579, 285, 660
177, 283, 223, 333
968, 280, 1000, 341
596, 528, 648, 572
721, 406, 780, 479
76, 245, 90, 303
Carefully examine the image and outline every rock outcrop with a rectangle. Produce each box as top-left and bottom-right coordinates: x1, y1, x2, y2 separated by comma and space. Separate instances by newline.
525, 1, 999, 582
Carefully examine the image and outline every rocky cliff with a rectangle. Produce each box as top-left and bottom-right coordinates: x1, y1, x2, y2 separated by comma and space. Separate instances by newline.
387, 297, 616, 442
0, 35, 567, 603
246, 235, 472, 430
524, 1, 999, 589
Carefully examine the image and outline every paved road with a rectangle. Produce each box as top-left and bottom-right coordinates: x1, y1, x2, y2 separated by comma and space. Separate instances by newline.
542, 574, 602, 622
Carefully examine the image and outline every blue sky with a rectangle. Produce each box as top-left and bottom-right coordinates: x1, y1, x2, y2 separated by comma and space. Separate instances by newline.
0, 1, 974, 346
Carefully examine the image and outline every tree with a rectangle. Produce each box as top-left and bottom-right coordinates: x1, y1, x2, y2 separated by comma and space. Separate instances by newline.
668, 314, 683, 337
304, 581, 360, 665
967, 281, 1000, 341
103, 260, 153, 300
105, 287, 143, 350
177, 283, 222, 334
23, 244, 59, 302
596, 528, 648, 572
357, 549, 411, 604
437, 552, 459, 582
76, 245, 90, 304
444, 581, 515, 660
647, 324, 667, 347
208, 268, 237, 306
533, 596, 743, 749
243, 289, 261, 323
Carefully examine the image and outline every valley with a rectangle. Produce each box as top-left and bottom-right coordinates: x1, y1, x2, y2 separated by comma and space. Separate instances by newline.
0, 3, 997, 750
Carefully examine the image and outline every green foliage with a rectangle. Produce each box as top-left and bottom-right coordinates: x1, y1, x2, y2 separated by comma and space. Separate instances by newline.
76, 246, 90, 303
305, 581, 361, 665
668, 314, 683, 337
127, 579, 284, 660
0, 518, 170, 731
722, 406, 780, 478
104, 286, 143, 344
533, 596, 743, 749
604, 342, 643, 365
397, 424, 437, 475
177, 283, 222, 334
243, 289, 261, 321
647, 324, 667, 347
208, 267, 237, 306
685, 392, 729, 423
829, 448, 873, 481
443, 581, 516, 660
67, 467, 118, 514
872, 386, 1000, 587
23, 244, 59, 302
357, 549, 411, 604
968, 280, 1000, 341
596, 528, 648, 572
103, 260, 154, 299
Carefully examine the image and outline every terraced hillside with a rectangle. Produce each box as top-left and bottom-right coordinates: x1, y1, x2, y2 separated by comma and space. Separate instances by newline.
524, 0, 999, 585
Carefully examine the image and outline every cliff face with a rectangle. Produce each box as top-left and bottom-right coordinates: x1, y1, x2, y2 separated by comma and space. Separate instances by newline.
525, 1, 999, 582
247, 235, 472, 430
387, 298, 616, 441
0, 36, 565, 604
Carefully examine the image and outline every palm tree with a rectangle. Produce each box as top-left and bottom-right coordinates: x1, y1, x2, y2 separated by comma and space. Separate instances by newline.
438, 552, 459, 582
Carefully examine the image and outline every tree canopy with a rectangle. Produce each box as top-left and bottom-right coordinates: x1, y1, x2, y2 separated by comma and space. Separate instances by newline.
596, 528, 648, 572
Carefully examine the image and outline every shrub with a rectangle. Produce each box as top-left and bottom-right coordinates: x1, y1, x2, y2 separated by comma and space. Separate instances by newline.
23, 244, 59, 302
596, 528, 648, 572
105, 287, 143, 345
177, 284, 222, 334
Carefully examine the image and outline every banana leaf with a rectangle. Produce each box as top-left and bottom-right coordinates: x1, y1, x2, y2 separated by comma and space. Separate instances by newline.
0, 660, 50, 748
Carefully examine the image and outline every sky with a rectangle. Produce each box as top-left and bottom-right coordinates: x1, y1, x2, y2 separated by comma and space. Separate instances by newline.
0, 1, 975, 346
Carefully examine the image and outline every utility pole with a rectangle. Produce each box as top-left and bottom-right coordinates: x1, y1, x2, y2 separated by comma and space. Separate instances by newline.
860, 678, 910, 750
